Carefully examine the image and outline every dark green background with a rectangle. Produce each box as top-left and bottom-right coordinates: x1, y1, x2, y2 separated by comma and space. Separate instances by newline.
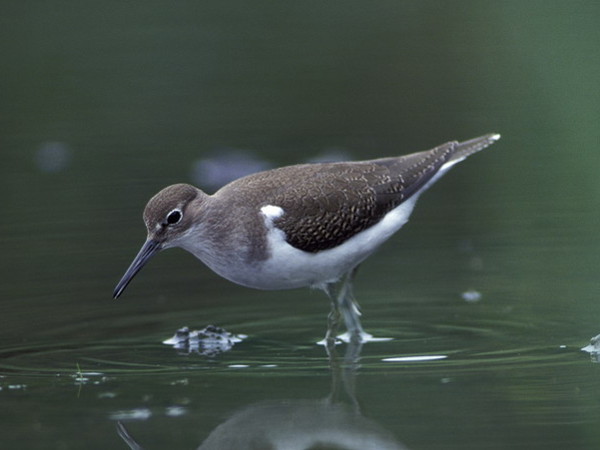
1, 1, 599, 449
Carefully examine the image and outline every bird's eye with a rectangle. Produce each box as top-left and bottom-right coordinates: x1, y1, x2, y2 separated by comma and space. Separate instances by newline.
166, 209, 182, 225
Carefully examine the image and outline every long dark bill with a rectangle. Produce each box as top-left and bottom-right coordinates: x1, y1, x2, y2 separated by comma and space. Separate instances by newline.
113, 239, 161, 298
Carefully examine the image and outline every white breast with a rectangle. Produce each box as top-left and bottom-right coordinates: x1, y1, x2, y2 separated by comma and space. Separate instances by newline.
182, 159, 458, 291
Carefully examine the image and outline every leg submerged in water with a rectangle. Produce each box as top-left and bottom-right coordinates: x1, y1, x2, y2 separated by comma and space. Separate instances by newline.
324, 267, 370, 345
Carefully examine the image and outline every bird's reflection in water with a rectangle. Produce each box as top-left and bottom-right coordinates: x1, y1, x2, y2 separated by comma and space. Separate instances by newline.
117, 341, 407, 449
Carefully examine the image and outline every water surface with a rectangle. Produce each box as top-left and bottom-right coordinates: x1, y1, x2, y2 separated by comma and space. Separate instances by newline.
2, 1, 600, 449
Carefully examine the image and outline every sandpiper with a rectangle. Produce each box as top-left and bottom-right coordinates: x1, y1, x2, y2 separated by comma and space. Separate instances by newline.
114, 133, 500, 343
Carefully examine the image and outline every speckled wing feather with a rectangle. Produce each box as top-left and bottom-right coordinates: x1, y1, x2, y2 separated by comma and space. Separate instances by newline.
269, 141, 458, 252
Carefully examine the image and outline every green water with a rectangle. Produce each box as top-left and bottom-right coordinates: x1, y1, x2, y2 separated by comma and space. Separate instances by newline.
2, 1, 600, 449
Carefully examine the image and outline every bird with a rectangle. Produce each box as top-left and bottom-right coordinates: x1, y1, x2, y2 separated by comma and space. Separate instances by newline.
114, 133, 500, 344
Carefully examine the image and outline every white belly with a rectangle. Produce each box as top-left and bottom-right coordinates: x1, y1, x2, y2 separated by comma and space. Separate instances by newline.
184, 160, 457, 291
242, 160, 459, 290
234, 195, 420, 290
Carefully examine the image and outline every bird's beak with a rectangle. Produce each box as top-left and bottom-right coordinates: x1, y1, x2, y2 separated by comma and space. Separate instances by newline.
113, 239, 161, 298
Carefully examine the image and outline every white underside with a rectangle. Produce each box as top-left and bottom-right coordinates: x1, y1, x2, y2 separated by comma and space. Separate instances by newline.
254, 196, 419, 290
183, 159, 461, 291
234, 160, 462, 290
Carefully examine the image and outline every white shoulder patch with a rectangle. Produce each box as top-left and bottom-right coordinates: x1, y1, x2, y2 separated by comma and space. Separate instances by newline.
260, 204, 284, 220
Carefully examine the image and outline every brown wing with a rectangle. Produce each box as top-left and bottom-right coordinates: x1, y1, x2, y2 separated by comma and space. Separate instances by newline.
267, 142, 457, 252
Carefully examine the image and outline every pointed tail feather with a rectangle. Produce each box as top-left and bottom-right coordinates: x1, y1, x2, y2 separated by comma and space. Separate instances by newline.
450, 133, 501, 162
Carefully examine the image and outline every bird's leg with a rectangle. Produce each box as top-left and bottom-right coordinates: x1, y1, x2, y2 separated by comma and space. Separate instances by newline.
326, 299, 341, 342
324, 294, 342, 355
338, 267, 366, 343
324, 266, 366, 345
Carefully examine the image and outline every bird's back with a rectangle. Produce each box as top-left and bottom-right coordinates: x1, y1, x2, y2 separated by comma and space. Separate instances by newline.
213, 140, 468, 253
